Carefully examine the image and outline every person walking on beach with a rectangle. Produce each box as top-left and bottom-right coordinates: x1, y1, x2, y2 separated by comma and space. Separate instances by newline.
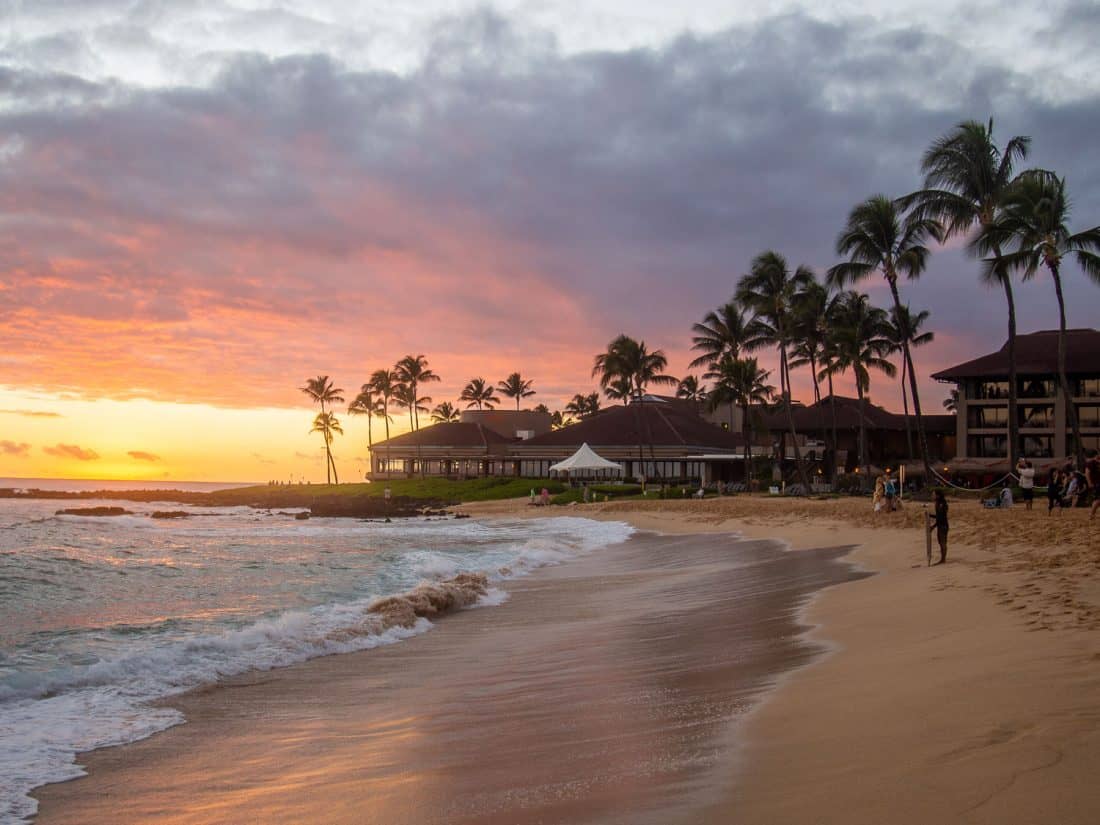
1047, 469, 1063, 515
883, 470, 897, 512
1016, 459, 1035, 511
928, 489, 949, 564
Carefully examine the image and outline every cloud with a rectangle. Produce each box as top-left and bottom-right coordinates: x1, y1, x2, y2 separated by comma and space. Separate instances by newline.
0, 408, 62, 417
0, 440, 32, 457
250, 451, 277, 464
0, 9, 1097, 416
127, 450, 160, 461
43, 443, 100, 460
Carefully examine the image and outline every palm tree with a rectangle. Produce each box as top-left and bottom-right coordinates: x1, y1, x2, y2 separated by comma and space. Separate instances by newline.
394, 355, 440, 431
705, 355, 774, 485
904, 119, 1030, 466
309, 412, 343, 484
824, 292, 897, 479
984, 170, 1100, 466
394, 383, 430, 428
788, 279, 837, 476
347, 384, 382, 472
676, 375, 707, 403
944, 388, 959, 413
300, 375, 345, 484
689, 301, 761, 369
827, 196, 943, 478
565, 392, 601, 420
884, 305, 934, 460
550, 410, 572, 429
604, 375, 634, 405
497, 372, 535, 410
736, 251, 815, 489
369, 369, 400, 475
460, 377, 498, 410
431, 401, 461, 423
592, 334, 677, 478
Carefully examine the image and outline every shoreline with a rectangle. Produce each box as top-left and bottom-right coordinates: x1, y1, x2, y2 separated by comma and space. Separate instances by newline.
31, 522, 858, 824
30, 496, 1100, 823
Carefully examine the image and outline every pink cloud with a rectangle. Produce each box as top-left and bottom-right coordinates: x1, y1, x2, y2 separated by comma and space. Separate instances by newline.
127, 450, 161, 462
43, 443, 100, 461
0, 409, 62, 417
1, 440, 32, 457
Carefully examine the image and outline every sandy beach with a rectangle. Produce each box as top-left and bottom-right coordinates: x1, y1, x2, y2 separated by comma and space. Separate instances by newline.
33, 496, 1100, 824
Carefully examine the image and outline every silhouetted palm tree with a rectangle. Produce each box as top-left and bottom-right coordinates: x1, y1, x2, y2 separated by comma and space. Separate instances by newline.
905, 119, 1030, 466
943, 388, 959, 413
823, 292, 896, 479
565, 392, 601, 419
497, 372, 535, 410
737, 251, 815, 489
884, 305, 934, 459
676, 375, 707, 403
300, 375, 345, 483
689, 301, 761, 369
604, 376, 634, 405
309, 412, 343, 484
592, 334, 676, 478
983, 170, 1100, 466
788, 279, 837, 476
705, 355, 774, 484
369, 369, 400, 475
431, 401, 461, 423
394, 355, 440, 431
347, 384, 384, 472
394, 383, 430, 428
460, 378, 498, 410
828, 196, 942, 477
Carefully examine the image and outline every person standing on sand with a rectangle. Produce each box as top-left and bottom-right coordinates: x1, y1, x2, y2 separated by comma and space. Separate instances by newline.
1047, 469, 1063, 515
1086, 450, 1100, 520
872, 476, 885, 513
928, 489, 949, 564
1017, 459, 1035, 510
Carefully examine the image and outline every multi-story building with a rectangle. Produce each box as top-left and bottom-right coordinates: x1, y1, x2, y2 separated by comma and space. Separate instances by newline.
931, 328, 1100, 463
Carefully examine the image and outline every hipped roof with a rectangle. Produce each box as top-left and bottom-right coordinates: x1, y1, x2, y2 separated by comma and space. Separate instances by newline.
372, 422, 510, 449
523, 400, 744, 450
764, 396, 956, 435
931, 329, 1100, 381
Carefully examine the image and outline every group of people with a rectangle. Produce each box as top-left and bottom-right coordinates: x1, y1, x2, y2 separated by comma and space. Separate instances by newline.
1044, 451, 1100, 518
871, 470, 901, 513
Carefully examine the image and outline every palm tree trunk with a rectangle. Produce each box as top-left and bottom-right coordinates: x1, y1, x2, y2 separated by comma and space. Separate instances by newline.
901, 357, 913, 459
856, 380, 867, 483
827, 370, 839, 476
780, 344, 811, 490
886, 277, 932, 480
1051, 265, 1084, 467
809, 354, 828, 478
1001, 268, 1020, 469
384, 401, 392, 478
742, 403, 753, 488
411, 381, 419, 430
320, 400, 331, 485
329, 447, 339, 485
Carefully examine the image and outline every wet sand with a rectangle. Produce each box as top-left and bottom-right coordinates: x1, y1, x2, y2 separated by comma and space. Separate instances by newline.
34, 530, 862, 824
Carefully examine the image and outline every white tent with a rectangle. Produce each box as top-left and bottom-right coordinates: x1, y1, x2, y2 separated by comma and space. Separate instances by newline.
548, 443, 623, 475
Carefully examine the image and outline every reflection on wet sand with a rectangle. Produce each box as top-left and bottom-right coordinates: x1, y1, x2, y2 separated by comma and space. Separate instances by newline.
35, 532, 864, 824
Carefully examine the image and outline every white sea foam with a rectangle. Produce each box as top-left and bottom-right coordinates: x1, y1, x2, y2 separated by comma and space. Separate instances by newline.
0, 512, 633, 823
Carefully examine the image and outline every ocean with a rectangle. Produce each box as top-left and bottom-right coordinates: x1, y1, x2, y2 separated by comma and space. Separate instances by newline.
0, 494, 634, 823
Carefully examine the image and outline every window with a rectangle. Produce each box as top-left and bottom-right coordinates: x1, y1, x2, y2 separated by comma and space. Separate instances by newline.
1069, 435, 1100, 454
973, 381, 1009, 399
968, 406, 1007, 428
1018, 378, 1055, 398
1075, 378, 1100, 398
1019, 405, 1054, 428
1021, 436, 1053, 458
1077, 405, 1100, 428
968, 435, 1007, 457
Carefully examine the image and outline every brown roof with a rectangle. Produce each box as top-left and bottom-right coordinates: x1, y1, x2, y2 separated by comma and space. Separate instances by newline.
372, 423, 511, 449
931, 329, 1100, 381
522, 400, 745, 450
764, 396, 956, 435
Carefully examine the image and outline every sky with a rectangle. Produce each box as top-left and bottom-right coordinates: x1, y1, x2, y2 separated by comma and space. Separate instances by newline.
1, 0, 1099, 481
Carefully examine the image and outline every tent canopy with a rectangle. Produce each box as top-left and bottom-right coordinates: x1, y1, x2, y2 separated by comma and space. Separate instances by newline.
548, 443, 622, 474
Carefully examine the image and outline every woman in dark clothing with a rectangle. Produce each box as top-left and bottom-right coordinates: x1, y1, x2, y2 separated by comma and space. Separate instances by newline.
1047, 470, 1063, 515
929, 490, 949, 564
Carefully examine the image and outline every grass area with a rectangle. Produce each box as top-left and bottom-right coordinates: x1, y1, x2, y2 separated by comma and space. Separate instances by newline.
203, 477, 567, 507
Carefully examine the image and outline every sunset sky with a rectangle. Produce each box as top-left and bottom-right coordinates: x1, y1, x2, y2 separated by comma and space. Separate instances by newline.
1, 0, 1098, 482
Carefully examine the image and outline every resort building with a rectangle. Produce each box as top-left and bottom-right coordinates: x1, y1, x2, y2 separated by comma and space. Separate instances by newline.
932, 328, 1100, 465
762, 395, 957, 471
368, 399, 749, 483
